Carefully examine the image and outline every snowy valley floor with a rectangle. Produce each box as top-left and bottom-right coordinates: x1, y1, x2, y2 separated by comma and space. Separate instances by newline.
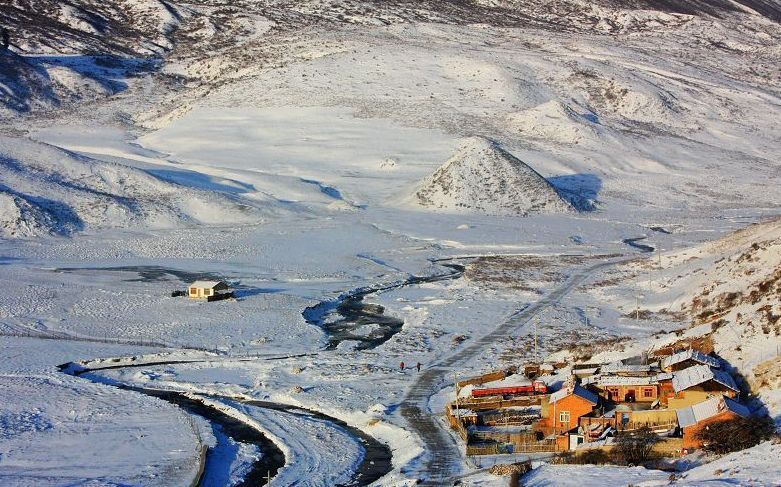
1, 9, 781, 486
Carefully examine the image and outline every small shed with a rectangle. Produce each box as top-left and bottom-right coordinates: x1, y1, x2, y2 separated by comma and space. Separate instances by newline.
188, 280, 232, 301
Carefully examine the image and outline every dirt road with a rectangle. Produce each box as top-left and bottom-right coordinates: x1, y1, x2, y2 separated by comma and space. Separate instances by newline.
399, 257, 622, 485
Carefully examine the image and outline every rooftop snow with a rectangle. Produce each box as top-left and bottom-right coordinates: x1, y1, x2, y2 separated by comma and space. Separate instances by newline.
550, 385, 599, 405
672, 365, 738, 393
588, 375, 656, 386
481, 374, 533, 388
676, 395, 749, 428
662, 350, 720, 370
189, 280, 226, 289
600, 362, 654, 374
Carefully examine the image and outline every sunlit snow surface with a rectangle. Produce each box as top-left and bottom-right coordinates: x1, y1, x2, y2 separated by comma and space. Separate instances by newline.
2, 6, 780, 486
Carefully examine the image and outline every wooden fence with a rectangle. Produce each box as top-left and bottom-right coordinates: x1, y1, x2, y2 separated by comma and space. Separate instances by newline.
466, 439, 557, 456
471, 430, 538, 444
481, 411, 538, 426
575, 437, 683, 457
446, 407, 469, 441
456, 395, 542, 411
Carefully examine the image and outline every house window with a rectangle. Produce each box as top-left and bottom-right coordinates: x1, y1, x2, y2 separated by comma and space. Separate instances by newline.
189, 288, 197, 295
559, 411, 570, 425
643, 388, 655, 398
204, 289, 212, 296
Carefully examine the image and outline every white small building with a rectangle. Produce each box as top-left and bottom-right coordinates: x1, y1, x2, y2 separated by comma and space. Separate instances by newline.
188, 280, 232, 301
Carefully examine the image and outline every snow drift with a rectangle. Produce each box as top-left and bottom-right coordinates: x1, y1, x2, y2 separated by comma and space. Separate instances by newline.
0, 136, 259, 238
408, 137, 573, 216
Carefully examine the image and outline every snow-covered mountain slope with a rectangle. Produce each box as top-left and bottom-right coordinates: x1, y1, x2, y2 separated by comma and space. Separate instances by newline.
0, 136, 260, 238
481, 0, 781, 30
0, 49, 162, 117
655, 219, 781, 403
408, 137, 573, 216
588, 217, 781, 414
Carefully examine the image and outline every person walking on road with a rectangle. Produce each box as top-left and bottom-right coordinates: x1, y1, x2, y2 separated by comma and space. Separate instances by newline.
416, 362, 422, 372
400, 361, 405, 371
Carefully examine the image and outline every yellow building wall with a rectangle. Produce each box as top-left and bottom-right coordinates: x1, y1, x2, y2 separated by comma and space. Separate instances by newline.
667, 388, 720, 409
540, 396, 550, 418
188, 287, 213, 299
629, 409, 678, 425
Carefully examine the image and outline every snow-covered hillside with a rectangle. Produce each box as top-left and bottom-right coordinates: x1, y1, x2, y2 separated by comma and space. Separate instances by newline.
0, 136, 260, 237
409, 137, 574, 216
1, 0, 780, 485
587, 217, 781, 416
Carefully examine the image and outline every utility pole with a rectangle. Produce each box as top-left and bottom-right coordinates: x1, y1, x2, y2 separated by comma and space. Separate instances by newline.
265, 470, 272, 485
647, 267, 652, 292
454, 372, 460, 421
635, 295, 640, 322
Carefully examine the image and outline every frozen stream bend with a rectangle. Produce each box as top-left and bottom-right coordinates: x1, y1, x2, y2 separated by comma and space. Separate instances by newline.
58, 361, 392, 486
303, 261, 465, 350
51, 261, 469, 486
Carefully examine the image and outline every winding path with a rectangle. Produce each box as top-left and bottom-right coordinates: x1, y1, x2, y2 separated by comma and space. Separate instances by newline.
399, 257, 624, 484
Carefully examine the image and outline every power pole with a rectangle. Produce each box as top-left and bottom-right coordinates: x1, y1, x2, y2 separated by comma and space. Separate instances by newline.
265, 470, 272, 485
635, 295, 640, 321
647, 267, 652, 292
454, 372, 460, 421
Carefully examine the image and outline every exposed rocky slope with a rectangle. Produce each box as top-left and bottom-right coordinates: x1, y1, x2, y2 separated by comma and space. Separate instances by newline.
3, 0, 780, 118
409, 137, 573, 216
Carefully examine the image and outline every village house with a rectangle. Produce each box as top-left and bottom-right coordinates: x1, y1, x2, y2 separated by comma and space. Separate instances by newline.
188, 280, 233, 301
599, 361, 657, 377
539, 384, 599, 434
667, 364, 739, 409
578, 406, 679, 442
661, 349, 720, 372
676, 395, 750, 450
582, 372, 673, 404
571, 363, 600, 380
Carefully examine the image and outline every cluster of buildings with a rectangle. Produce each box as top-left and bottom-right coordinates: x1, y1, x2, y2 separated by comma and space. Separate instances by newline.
447, 349, 752, 456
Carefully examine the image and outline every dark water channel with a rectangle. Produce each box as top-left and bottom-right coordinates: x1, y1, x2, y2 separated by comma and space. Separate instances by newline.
53, 265, 226, 283
303, 262, 464, 351
244, 400, 393, 486
58, 361, 393, 486
58, 363, 285, 486
623, 237, 655, 253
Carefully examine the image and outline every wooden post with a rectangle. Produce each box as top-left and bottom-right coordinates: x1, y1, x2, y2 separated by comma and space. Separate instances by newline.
454, 372, 460, 426
534, 318, 538, 362
635, 295, 640, 321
